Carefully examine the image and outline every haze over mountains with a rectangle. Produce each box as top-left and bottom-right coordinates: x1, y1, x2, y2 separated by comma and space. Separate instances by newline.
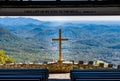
0, 17, 120, 66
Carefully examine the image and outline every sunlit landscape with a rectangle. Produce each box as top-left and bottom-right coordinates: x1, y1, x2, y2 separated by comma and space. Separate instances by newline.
0, 16, 120, 66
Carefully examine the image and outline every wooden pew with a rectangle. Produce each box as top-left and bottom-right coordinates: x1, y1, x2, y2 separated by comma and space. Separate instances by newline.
70, 69, 120, 81
75, 79, 120, 81
117, 65, 120, 69
78, 61, 84, 65
107, 64, 113, 69
0, 68, 49, 81
88, 61, 93, 65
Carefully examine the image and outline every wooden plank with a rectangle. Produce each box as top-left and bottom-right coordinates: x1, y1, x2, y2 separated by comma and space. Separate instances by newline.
0, 69, 49, 81
75, 79, 120, 81
70, 69, 120, 81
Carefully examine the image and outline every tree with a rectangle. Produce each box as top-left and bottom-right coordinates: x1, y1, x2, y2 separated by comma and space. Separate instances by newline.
0, 50, 15, 64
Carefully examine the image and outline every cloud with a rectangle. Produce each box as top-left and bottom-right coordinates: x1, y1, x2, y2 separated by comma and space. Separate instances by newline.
0, 16, 120, 21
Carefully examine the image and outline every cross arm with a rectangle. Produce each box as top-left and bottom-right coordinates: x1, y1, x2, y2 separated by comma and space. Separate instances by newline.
52, 38, 59, 41
52, 38, 68, 41
61, 38, 68, 41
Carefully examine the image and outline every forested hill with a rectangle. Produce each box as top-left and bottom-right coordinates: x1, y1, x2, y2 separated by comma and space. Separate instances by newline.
0, 17, 120, 66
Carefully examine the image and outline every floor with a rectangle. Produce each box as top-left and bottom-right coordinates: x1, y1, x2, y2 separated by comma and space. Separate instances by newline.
49, 79, 70, 81
49, 73, 70, 81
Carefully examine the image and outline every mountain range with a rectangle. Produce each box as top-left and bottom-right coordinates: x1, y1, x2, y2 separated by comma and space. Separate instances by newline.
0, 17, 120, 66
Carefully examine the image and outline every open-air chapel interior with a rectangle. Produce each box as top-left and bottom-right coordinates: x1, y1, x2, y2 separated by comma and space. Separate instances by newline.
0, 0, 120, 81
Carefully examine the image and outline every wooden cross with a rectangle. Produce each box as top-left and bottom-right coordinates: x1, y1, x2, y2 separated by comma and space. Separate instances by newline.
52, 29, 68, 63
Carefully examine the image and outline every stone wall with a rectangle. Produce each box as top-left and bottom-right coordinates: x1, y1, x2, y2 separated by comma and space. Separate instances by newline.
0, 62, 114, 73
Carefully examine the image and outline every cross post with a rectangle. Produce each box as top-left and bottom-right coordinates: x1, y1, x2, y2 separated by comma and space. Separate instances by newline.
52, 29, 68, 63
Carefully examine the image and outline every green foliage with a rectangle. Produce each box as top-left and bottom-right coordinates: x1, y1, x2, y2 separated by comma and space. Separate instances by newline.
0, 50, 15, 64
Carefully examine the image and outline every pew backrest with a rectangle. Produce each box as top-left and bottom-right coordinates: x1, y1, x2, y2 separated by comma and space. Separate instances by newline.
0, 69, 49, 81
70, 69, 120, 81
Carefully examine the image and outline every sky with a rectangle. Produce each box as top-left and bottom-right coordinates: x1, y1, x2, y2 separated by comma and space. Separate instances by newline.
0, 16, 120, 21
